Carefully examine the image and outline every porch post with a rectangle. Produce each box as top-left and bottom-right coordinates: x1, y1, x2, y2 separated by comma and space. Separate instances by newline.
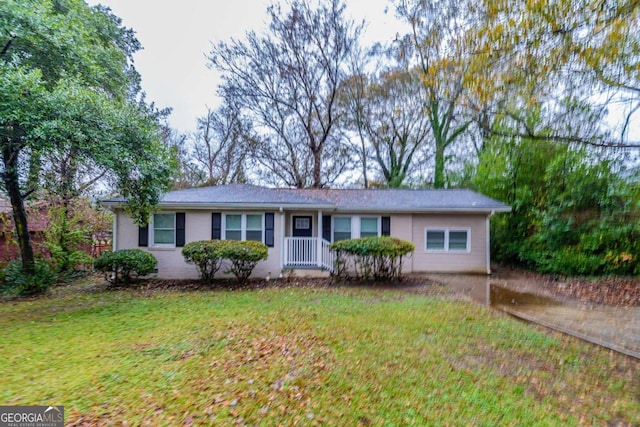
317, 210, 323, 267
280, 208, 285, 271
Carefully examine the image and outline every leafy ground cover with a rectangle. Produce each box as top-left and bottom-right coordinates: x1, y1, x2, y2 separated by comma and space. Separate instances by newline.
1, 277, 638, 426
490, 267, 640, 306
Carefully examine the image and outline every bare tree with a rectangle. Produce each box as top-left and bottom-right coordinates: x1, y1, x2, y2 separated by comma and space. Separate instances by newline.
163, 127, 204, 190
344, 67, 432, 188
338, 46, 372, 188
209, 0, 363, 188
190, 105, 252, 186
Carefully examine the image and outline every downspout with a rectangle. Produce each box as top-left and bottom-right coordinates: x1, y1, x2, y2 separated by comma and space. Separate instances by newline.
279, 207, 285, 272
486, 210, 495, 274
317, 210, 323, 268
112, 209, 118, 251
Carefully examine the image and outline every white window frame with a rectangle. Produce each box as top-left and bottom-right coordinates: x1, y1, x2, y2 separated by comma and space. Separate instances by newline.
425, 228, 470, 253
223, 213, 265, 242
151, 212, 176, 247
332, 215, 382, 242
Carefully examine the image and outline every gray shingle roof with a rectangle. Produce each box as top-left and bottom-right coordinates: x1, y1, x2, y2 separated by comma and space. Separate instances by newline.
285, 188, 510, 212
102, 184, 510, 212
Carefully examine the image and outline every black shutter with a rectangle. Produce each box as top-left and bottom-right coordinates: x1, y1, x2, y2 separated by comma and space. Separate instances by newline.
211, 213, 221, 239
264, 212, 275, 247
322, 215, 331, 241
176, 212, 186, 247
138, 224, 149, 247
381, 216, 391, 236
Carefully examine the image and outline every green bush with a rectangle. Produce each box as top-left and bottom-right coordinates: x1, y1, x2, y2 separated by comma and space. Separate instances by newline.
216, 240, 268, 283
330, 237, 414, 281
182, 240, 223, 282
474, 134, 640, 277
94, 249, 157, 285
533, 248, 603, 276
43, 205, 91, 274
2, 260, 56, 296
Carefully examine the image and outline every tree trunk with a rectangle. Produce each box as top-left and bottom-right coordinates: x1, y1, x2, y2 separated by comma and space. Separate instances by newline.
434, 140, 446, 189
2, 145, 35, 274
357, 130, 369, 188
312, 148, 322, 188
57, 150, 76, 273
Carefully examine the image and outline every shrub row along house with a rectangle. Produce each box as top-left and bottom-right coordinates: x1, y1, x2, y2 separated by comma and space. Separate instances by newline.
101, 184, 510, 279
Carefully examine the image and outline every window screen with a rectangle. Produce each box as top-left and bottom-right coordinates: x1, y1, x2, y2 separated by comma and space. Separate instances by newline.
246, 214, 263, 241
426, 230, 445, 250
153, 213, 175, 245
448, 230, 468, 251
225, 214, 242, 240
360, 217, 378, 238
333, 217, 352, 242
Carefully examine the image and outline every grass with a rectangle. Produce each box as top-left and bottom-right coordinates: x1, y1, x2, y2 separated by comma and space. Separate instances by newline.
1, 278, 638, 426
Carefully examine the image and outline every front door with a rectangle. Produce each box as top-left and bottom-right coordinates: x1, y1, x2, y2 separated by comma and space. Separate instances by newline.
292, 215, 313, 237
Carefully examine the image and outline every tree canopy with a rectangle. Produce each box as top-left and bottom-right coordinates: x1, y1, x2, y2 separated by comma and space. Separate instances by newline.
3, 0, 639, 282
0, 0, 174, 284
469, 0, 640, 148
209, 0, 364, 188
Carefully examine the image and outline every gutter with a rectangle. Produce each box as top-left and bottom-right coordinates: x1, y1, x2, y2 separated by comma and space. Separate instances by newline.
100, 202, 511, 214
99, 201, 336, 211
330, 206, 512, 214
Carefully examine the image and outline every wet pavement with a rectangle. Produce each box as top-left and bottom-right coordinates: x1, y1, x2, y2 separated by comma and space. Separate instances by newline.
427, 273, 640, 359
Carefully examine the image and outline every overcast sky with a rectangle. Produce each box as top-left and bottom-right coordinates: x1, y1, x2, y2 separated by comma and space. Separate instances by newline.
86, 0, 403, 134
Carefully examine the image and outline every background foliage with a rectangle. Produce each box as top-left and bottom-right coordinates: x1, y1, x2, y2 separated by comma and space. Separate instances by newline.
474, 133, 640, 276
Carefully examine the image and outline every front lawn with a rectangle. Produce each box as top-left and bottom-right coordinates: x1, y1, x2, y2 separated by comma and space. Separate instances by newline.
1, 280, 638, 426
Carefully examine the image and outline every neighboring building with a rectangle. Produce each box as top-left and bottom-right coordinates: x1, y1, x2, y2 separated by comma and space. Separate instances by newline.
0, 200, 49, 262
0, 199, 112, 263
101, 184, 511, 279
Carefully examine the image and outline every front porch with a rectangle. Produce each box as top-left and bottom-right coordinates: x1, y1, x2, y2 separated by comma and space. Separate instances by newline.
283, 237, 334, 271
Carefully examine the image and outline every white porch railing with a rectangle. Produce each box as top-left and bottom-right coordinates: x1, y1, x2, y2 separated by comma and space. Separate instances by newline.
284, 237, 334, 271
321, 239, 334, 272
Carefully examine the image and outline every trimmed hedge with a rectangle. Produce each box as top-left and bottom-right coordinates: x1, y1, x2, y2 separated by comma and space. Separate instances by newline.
182, 240, 269, 283
330, 237, 414, 281
217, 240, 269, 283
94, 249, 157, 285
182, 240, 222, 282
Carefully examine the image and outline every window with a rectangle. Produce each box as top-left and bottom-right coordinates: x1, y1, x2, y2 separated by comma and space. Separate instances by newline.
246, 214, 263, 242
425, 230, 445, 250
225, 214, 242, 241
332, 216, 382, 242
360, 217, 379, 238
333, 217, 352, 242
153, 213, 175, 245
295, 217, 310, 230
224, 214, 264, 242
449, 231, 469, 251
425, 229, 469, 252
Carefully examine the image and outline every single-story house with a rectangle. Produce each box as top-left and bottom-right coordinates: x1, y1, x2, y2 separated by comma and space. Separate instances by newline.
101, 184, 510, 279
